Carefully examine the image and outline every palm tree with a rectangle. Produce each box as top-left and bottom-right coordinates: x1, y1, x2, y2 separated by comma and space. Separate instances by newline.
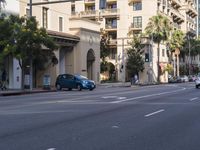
145, 14, 172, 82
169, 29, 184, 77
0, 0, 6, 12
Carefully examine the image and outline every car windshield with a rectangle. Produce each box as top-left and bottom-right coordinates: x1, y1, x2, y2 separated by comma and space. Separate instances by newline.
75, 75, 88, 80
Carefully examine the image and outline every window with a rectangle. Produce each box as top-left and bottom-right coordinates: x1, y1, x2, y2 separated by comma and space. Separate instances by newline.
133, 2, 142, 11
59, 17, 63, 32
109, 48, 116, 60
71, 5, 75, 14
26, 8, 30, 17
133, 16, 142, 28
42, 7, 48, 29
99, 0, 106, 9
106, 18, 117, 28
162, 49, 165, 57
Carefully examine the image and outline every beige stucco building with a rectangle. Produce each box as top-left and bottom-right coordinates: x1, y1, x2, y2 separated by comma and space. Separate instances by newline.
69, 0, 198, 83
18, 0, 198, 87
19, 0, 101, 88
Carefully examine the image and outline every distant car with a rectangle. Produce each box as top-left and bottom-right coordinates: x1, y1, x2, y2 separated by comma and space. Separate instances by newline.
55, 74, 96, 91
180, 75, 189, 82
195, 75, 200, 88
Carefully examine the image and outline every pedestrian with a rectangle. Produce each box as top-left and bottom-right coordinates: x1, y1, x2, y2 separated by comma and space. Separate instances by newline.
1, 69, 7, 90
134, 74, 138, 84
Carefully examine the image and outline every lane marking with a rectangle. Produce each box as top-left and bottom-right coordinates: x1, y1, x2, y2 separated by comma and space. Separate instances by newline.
189, 97, 199, 101
110, 88, 186, 104
145, 109, 165, 117
47, 148, 56, 150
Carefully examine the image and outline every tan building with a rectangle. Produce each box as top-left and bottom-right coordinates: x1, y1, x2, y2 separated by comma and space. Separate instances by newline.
19, 0, 198, 86
70, 0, 197, 83
19, 0, 101, 88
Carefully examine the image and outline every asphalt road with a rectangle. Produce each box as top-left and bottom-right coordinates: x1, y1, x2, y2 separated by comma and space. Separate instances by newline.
0, 83, 199, 150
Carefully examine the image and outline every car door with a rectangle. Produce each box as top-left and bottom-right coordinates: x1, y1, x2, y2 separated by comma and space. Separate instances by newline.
65, 74, 76, 89
60, 74, 68, 88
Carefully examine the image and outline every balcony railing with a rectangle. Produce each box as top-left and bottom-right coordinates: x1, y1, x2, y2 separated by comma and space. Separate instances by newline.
170, 7, 184, 22
171, 0, 181, 8
128, 0, 141, 4
80, 10, 98, 17
84, 0, 95, 3
129, 23, 142, 30
100, 8, 120, 17
105, 24, 117, 29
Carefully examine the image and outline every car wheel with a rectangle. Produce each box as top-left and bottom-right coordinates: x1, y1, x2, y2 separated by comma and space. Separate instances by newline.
77, 85, 82, 91
196, 85, 199, 89
56, 84, 62, 91
68, 88, 72, 91
89, 88, 93, 91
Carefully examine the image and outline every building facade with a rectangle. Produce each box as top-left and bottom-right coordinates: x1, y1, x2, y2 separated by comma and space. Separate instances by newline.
19, 0, 101, 88
70, 0, 198, 83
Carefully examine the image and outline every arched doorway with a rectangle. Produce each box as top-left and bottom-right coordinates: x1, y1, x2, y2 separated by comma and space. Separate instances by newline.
87, 49, 95, 80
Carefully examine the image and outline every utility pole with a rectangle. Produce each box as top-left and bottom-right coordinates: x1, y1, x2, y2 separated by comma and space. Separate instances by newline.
188, 36, 191, 76
29, 0, 33, 90
117, 37, 132, 83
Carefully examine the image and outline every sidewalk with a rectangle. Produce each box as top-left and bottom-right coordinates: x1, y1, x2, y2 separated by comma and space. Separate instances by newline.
0, 82, 158, 96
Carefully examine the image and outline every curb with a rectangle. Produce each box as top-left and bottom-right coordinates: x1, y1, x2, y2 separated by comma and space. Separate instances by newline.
0, 89, 56, 96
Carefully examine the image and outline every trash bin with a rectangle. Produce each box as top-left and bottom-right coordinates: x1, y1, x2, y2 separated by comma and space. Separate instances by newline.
43, 75, 51, 90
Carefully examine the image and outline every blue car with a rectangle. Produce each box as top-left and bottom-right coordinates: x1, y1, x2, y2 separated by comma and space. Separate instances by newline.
55, 74, 96, 91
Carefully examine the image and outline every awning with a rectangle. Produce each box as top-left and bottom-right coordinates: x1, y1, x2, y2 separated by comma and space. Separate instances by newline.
47, 30, 80, 47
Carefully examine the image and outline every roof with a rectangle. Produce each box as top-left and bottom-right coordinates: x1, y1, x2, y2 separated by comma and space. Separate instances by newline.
47, 30, 80, 41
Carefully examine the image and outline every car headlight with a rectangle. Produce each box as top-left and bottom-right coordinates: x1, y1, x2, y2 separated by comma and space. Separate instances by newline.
83, 80, 88, 84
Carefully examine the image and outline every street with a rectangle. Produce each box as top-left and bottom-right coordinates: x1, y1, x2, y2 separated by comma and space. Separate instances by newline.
0, 83, 199, 150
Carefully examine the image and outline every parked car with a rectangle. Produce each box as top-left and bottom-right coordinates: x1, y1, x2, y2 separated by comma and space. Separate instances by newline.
180, 75, 189, 82
168, 76, 182, 83
55, 74, 96, 91
195, 75, 200, 88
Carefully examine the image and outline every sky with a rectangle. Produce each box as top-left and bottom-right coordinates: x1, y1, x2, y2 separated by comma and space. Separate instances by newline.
4, 0, 19, 13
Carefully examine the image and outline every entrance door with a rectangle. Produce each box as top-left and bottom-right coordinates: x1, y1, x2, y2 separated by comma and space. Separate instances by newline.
87, 49, 95, 80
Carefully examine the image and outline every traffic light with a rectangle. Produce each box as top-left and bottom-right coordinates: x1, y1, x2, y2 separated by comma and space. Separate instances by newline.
145, 53, 149, 62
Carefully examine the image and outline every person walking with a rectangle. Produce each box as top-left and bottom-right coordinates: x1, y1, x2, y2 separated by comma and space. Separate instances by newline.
1, 69, 7, 90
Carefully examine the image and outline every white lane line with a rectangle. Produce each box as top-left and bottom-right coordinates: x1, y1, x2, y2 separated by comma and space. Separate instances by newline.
110, 88, 186, 104
189, 97, 199, 101
145, 109, 165, 117
47, 148, 56, 150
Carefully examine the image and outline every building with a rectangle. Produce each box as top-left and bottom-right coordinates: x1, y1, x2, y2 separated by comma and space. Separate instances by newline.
19, 0, 101, 88
70, 0, 198, 83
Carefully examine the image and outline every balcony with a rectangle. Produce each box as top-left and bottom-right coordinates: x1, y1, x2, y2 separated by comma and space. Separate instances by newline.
173, 22, 181, 29
80, 10, 98, 18
107, 0, 117, 3
187, 27, 197, 37
100, 8, 120, 18
128, 0, 141, 4
170, 7, 184, 23
171, 0, 181, 8
129, 23, 142, 31
84, 0, 95, 5
187, 16, 195, 24
105, 24, 117, 31
108, 39, 117, 46
186, 4, 198, 17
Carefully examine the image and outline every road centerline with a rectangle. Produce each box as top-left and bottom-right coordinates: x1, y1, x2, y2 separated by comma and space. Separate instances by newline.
145, 109, 165, 117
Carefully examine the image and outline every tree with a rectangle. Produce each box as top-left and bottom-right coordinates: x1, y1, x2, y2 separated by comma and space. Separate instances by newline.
100, 29, 110, 73
126, 35, 144, 77
145, 14, 172, 82
0, 15, 58, 89
169, 29, 184, 76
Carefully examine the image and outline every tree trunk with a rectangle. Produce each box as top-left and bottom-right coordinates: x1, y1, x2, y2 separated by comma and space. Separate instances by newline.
177, 54, 179, 77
